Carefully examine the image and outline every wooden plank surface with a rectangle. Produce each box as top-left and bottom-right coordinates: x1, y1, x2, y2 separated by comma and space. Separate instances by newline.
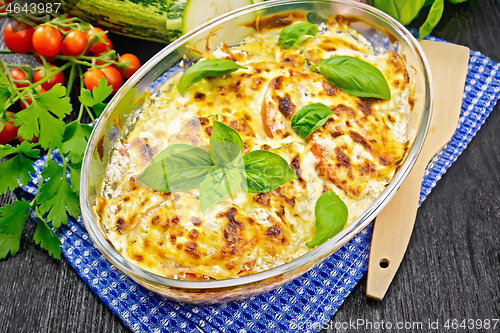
1, 0, 499, 332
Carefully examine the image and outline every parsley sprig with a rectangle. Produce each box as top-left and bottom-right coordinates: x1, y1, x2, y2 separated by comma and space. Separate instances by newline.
0, 70, 112, 259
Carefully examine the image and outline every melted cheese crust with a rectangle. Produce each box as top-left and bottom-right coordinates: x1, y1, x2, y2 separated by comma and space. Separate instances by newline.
96, 20, 413, 280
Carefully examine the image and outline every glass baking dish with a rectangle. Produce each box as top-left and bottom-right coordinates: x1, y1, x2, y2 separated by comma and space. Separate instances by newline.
80, 0, 432, 304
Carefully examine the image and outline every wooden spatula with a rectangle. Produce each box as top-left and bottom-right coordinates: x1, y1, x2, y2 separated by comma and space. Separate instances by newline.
366, 40, 470, 300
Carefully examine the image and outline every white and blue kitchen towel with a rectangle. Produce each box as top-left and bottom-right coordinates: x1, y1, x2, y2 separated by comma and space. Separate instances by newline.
20, 37, 500, 333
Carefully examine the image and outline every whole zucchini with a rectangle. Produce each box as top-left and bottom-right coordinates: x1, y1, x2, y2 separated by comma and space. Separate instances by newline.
42, 0, 263, 43
42, 0, 172, 43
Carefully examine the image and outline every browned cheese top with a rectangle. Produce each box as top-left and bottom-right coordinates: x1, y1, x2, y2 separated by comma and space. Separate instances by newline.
96, 17, 413, 280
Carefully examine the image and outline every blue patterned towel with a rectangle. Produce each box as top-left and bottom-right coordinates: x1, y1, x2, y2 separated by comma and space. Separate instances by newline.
19, 37, 500, 333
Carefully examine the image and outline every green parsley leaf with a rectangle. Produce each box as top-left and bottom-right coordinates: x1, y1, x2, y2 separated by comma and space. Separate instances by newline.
16, 141, 41, 158
306, 191, 348, 248
311, 56, 391, 100
177, 59, 247, 96
68, 162, 82, 194
38, 160, 80, 228
0, 71, 15, 112
278, 22, 318, 49
291, 103, 333, 139
79, 77, 112, 117
199, 168, 242, 211
0, 143, 18, 159
61, 121, 93, 163
33, 215, 62, 260
243, 150, 297, 193
0, 142, 40, 194
0, 70, 15, 95
0, 199, 30, 259
14, 84, 72, 149
138, 144, 212, 193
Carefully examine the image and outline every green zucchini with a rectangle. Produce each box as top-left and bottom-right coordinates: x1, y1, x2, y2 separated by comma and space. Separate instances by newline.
180, 0, 253, 37
166, 0, 187, 41
42, 0, 172, 43
43, 0, 263, 43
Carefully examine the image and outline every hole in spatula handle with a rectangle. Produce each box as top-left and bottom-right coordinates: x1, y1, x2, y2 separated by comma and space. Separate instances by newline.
379, 258, 390, 268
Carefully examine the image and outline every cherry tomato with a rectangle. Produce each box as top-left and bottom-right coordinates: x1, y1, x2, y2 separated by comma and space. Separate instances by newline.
101, 66, 123, 94
0, 112, 19, 144
84, 69, 105, 91
32, 25, 62, 57
85, 27, 113, 55
33, 65, 65, 91
3, 21, 34, 54
60, 41, 73, 56
9, 68, 29, 89
63, 30, 88, 55
20, 87, 46, 110
119, 53, 141, 79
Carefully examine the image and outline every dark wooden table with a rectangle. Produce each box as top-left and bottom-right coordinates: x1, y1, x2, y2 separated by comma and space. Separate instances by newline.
1, 1, 499, 332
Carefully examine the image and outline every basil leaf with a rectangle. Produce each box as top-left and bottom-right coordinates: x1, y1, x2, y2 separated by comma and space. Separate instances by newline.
243, 150, 297, 193
278, 22, 318, 49
312, 56, 391, 100
419, 0, 444, 39
306, 191, 348, 249
306, 12, 327, 25
177, 59, 247, 96
373, 0, 426, 25
291, 103, 333, 139
447, 0, 467, 3
138, 144, 212, 193
199, 168, 242, 211
210, 121, 244, 167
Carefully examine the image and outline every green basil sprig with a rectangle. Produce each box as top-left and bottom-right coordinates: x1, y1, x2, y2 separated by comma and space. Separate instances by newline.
278, 22, 318, 49
419, 0, 444, 39
306, 191, 348, 249
373, 0, 467, 39
310, 56, 391, 100
177, 59, 247, 96
138, 120, 297, 211
291, 103, 333, 139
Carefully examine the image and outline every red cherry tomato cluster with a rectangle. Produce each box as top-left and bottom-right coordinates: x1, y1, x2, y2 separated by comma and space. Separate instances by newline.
83, 53, 141, 93
1, 15, 142, 143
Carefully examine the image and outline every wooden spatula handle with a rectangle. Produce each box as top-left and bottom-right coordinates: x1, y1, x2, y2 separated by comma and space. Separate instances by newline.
366, 162, 426, 300
366, 41, 470, 301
